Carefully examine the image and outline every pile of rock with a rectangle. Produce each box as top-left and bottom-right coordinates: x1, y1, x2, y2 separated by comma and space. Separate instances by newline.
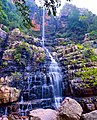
28, 97, 97, 120
28, 97, 82, 120
0, 97, 96, 120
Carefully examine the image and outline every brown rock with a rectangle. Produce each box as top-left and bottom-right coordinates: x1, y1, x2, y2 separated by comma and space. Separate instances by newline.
2, 49, 15, 60
8, 114, 22, 120
0, 76, 13, 84
0, 86, 20, 104
58, 97, 83, 120
29, 109, 59, 120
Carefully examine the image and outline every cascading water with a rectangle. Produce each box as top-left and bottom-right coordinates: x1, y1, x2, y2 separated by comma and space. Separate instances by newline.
42, 7, 62, 108
4, 107, 8, 116
42, 7, 45, 46
0, 7, 63, 117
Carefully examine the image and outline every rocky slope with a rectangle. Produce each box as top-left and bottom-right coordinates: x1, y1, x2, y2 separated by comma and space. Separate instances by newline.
0, 27, 47, 115
0, 27, 97, 119
52, 35, 97, 113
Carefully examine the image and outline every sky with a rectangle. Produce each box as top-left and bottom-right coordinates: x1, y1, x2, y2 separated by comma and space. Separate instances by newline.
58, 0, 97, 15
35, 0, 97, 15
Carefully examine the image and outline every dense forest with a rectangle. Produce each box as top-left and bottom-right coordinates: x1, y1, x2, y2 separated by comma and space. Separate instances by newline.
1, 0, 97, 40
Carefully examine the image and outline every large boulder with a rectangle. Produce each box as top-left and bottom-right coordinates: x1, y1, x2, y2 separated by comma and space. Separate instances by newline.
0, 116, 8, 120
0, 86, 20, 104
29, 109, 59, 120
81, 110, 97, 120
58, 97, 83, 120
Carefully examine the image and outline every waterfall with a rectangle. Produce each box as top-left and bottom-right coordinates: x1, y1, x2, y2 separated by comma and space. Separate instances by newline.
0, 7, 63, 117
42, 7, 45, 46
4, 107, 8, 116
42, 8, 62, 108
20, 95, 24, 103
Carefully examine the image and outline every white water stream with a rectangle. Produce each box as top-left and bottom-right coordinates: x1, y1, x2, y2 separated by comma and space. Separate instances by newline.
42, 7, 62, 108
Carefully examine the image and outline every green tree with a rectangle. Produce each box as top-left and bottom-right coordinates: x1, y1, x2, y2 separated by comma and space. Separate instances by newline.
13, 0, 71, 28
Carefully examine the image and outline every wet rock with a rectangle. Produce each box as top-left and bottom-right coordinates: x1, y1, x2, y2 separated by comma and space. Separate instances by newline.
2, 49, 15, 60
58, 97, 83, 120
0, 86, 20, 104
76, 96, 97, 113
11, 28, 21, 36
81, 110, 97, 120
29, 109, 59, 120
0, 28, 7, 39
84, 33, 90, 41
0, 76, 13, 84
69, 78, 96, 97
8, 114, 22, 120
11, 41, 22, 49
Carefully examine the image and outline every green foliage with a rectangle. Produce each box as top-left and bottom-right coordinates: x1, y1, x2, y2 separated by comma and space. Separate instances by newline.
93, 78, 97, 86
15, 1, 34, 28
79, 15, 88, 20
0, 0, 21, 29
14, 42, 31, 54
90, 54, 97, 61
89, 31, 97, 39
71, 59, 77, 64
12, 72, 22, 80
56, 33, 67, 38
3, 61, 8, 66
14, 42, 32, 65
62, 42, 71, 46
84, 48, 97, 62
0, 0, 33, 32
14, 53, 21, 62
15, 0, 71, 18
56, 4, 97, 42
77, 43, 84, 50
76, 67, 97, 87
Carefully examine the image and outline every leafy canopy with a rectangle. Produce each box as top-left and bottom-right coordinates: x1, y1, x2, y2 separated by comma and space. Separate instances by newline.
13, 0, 71, 28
